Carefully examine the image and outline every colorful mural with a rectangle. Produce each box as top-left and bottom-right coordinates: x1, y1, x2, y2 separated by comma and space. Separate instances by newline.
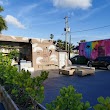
79, 39, 110, 59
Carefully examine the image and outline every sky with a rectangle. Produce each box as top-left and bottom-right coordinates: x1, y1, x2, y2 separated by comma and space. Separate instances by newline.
0, 0, 110, 45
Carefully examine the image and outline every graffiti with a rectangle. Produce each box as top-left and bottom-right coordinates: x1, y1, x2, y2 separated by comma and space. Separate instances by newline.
98, 46, 105, 57
79, 39, 110, 59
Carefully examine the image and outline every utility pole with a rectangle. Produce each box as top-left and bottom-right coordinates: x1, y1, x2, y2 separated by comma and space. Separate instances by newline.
64, 16, 70, 51
69, 34, 71, 59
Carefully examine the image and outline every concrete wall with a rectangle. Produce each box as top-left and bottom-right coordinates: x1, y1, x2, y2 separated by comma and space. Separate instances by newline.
32, 39, 59, 71
0, 34, 59, 71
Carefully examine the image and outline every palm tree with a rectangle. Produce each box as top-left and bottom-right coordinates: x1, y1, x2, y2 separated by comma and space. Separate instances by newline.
0, 6, 7, 33
56, 39, 74, 51
56, 39, 64, 50
50, 34, 54, 40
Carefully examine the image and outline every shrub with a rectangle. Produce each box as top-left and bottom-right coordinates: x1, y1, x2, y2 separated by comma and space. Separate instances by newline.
8, 49, 19, 59
93, 96, 110, 110
0, 53, 49, 109
46, 85, 90, 110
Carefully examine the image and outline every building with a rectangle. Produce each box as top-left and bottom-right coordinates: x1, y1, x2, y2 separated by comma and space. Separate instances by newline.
79, 39, 110, 60
0, 34, 68, 73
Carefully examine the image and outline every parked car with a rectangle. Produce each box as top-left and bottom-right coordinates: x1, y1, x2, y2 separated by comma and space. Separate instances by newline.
87, 56, 110, 70
70, 55, 88, 64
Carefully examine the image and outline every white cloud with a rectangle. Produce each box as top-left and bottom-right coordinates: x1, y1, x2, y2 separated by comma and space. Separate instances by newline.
0, 0, 3, 5
18, 4, 38, 17
0, 0, 9, 5
79, 3, 110, 20
53, 0, 92, 9
5, 15, 25, 29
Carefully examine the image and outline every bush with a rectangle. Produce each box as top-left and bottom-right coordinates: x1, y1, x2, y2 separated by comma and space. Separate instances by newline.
8, 49, 19, 59
46, 85, 90, 110
0, 53, 49, 109
93, 96, 110, 110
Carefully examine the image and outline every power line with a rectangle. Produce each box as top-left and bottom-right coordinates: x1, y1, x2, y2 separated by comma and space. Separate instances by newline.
71, 24, 110, 33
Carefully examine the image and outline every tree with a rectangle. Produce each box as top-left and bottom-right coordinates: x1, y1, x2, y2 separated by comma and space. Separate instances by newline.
0, 6, 7, 33
80, 40, 86, 42
56, 39, 64, 50
69, 43, 75, 52
50, 34, 54, 40
56, 39, 74, 51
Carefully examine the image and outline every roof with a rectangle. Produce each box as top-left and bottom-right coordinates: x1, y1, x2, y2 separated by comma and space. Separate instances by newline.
79, 38, 110, 44
0, 34, 53, 44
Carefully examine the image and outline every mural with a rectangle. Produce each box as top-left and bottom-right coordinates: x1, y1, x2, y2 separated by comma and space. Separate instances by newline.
32, 43, 58, 69
79, 39, 110, 59
0, 34, 58, 70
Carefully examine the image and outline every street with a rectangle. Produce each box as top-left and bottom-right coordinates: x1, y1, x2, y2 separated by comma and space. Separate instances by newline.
0, 103, 5, 110
42, 69, 110, 108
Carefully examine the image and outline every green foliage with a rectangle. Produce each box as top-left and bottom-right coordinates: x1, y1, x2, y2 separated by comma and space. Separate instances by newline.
0, 52, 12, 85
80, 40, 86, 43
0, 53, 49, 109
0, 5, 7, 33
8, 49, 19, 59
56, 39, 74, 52
93, 96, 110, 110
57, 39, 65, 50
0, 6, 4, 12
46, 85, 90, 110
50, 34, 54, 40
1, 52, 110, 110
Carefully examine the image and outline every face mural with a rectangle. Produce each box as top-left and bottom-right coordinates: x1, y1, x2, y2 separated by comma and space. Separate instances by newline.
79, 39, 110, 59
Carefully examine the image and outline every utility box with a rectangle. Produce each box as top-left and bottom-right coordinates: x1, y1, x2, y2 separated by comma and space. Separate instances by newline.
58, 50, 68, 69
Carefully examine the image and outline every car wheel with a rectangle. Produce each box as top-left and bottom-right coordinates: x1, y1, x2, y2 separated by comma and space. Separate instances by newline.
107, 65, 110, 70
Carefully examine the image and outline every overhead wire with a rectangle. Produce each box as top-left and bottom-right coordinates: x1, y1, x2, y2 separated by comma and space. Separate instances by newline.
70, 24, 110, 34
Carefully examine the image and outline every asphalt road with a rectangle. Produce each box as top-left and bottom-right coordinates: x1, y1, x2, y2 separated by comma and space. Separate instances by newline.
42, 68, 110, 109
0, 103, 5, 110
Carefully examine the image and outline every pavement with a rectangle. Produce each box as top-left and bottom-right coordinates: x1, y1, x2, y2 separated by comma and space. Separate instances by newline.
42, 68, 110, 109
0, 103, 5, 110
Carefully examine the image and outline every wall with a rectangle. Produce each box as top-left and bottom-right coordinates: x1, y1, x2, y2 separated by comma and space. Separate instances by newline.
0, 34, 59, 71
32, 39, 59, 71
79, 39, 110, 59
